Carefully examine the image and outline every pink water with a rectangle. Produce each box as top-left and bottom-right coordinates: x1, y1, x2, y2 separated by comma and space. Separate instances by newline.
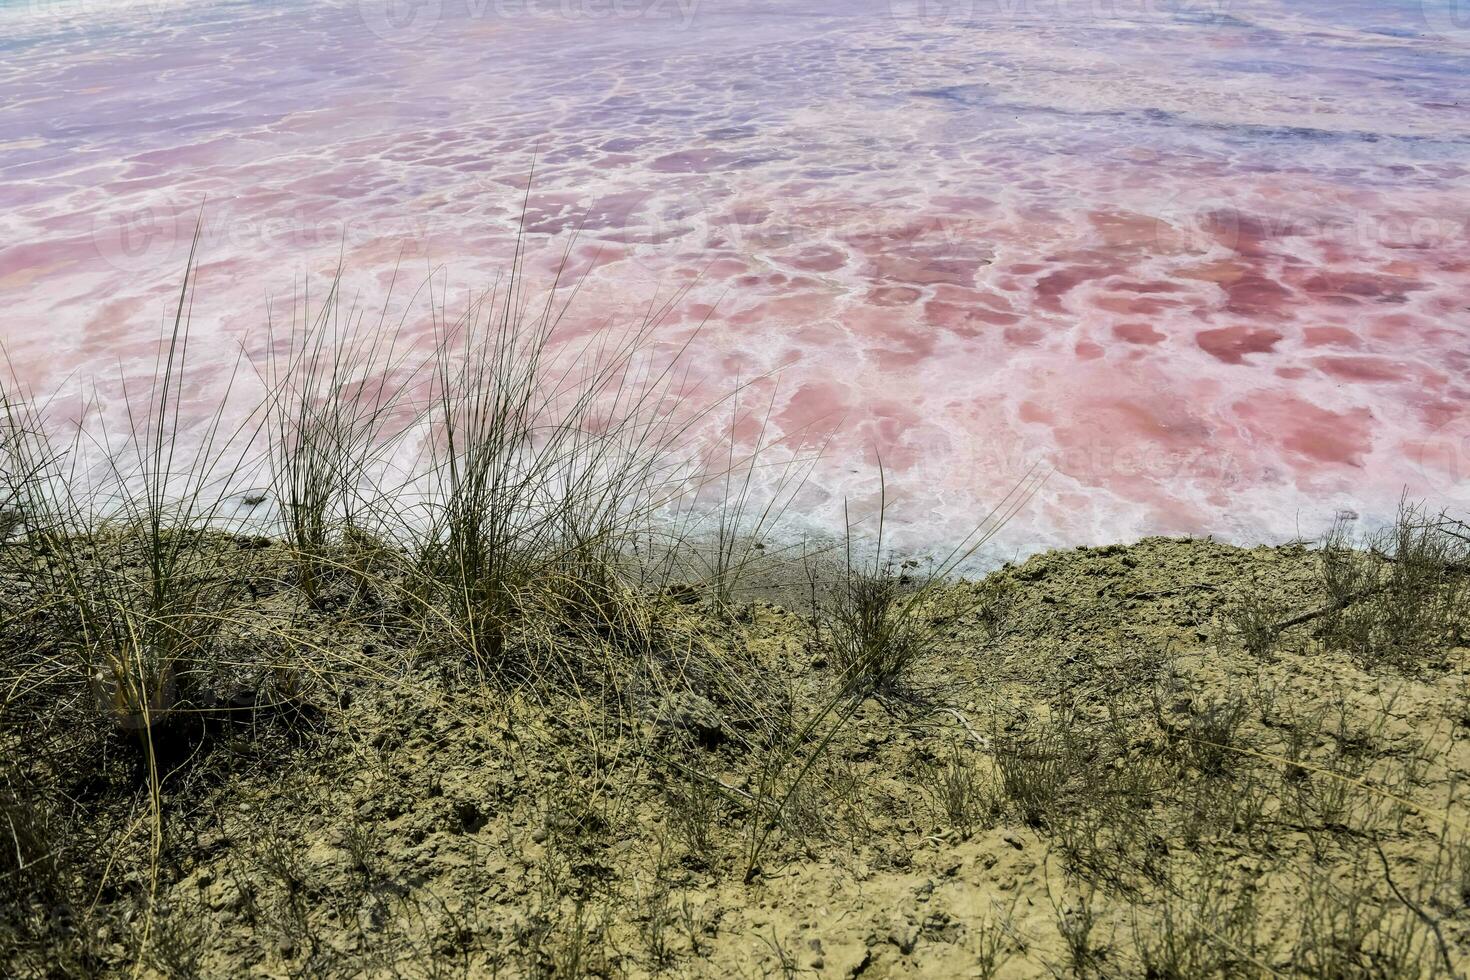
3, 0, 1469, 557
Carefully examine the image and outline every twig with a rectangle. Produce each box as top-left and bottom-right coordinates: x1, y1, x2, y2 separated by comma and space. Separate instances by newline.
1269, 585, 1380, 634
666, 759, 765, 811
1374, 841, 1454, 976
936, 706, 991, 750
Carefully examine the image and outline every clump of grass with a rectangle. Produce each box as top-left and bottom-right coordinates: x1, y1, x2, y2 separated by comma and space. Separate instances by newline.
1222, 590, 1287, 658
1316, 503, 1470, 668
822, 466, 1041, 697
734, 470, 1039, 879
665, 765, 722, 866
914, 738, 997, 838
994, 710, 1086, 828
1152, 683, 1253, 777
144, 900, 208, 980
405, 240, 709, 676
688, 381, 822, 611
0, 382, 55, 541
255, 262, 422, 608
1131, 861, 1264, 978
1289, 857, 1441, 977
0, 243, 278, 976
971, 913, 1016, 980
4, 243, 260, 736
825, 516, 927, 698
738, 672, 862, 882
0, 765, 63, 931
408, 276, 559, 669
966, 572, 1019, 643
1049, 881, 1105, 977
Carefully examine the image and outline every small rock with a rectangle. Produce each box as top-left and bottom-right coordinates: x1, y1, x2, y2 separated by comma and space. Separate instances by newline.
643, 691, 728, 748
886, 915, 918, 955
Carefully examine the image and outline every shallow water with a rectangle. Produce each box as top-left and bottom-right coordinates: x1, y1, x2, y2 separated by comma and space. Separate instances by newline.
3, 0, 1469, 557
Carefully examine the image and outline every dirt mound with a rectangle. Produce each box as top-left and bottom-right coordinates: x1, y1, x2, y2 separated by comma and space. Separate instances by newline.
4, 535, 1468, 977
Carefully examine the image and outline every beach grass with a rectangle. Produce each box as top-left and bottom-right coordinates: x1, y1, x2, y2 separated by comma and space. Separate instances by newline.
2, 254, 1468, 977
